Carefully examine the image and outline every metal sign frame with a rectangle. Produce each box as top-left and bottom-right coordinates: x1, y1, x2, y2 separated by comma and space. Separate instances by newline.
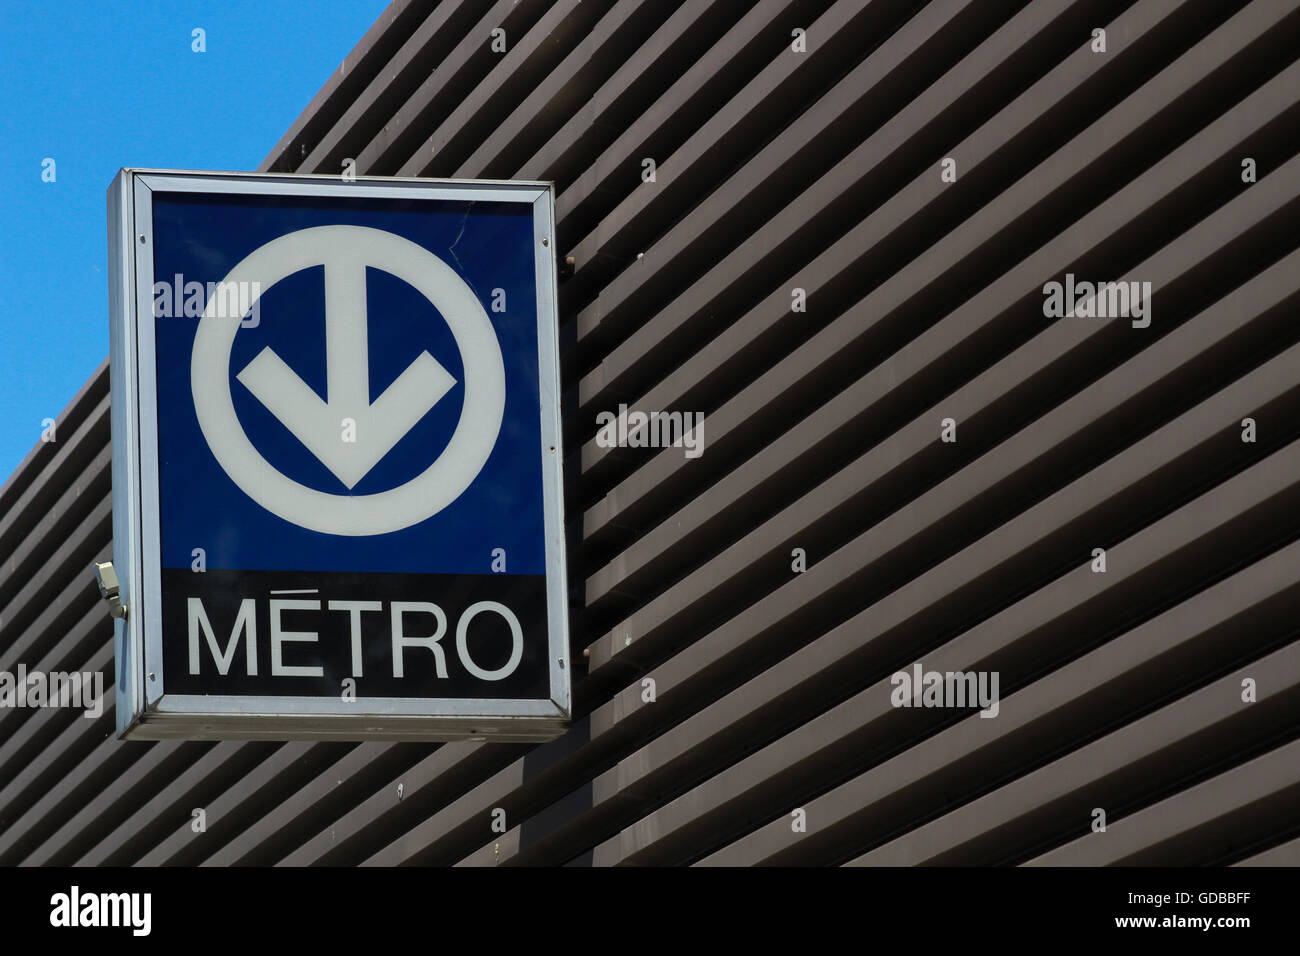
108, 168, 570, 741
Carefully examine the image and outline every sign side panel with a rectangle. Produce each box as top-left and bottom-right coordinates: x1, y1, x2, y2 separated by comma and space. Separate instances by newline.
108, 170, 144, 737
534, 187, 571, 717
132, 177, 166, 710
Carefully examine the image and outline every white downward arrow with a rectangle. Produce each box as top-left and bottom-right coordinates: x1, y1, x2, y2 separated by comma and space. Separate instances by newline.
236, 261, 455, 489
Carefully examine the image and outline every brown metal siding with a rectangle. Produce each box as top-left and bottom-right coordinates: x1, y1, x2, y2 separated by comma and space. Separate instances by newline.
3, 0, 1300, 866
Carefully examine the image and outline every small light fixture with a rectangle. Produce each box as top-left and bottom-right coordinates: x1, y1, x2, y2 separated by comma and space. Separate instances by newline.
93, 561, 128, 620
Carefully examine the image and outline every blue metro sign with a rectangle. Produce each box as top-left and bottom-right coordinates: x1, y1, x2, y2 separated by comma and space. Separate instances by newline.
108, 170, 570, 741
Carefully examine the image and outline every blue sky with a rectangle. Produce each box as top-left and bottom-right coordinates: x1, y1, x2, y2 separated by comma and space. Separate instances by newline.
0, 0, 389, 482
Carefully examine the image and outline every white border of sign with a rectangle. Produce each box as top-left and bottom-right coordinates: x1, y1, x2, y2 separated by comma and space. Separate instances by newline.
109, 169, 571, 742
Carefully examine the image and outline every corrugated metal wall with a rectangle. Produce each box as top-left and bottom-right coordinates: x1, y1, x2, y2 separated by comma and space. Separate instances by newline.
4, 0, 1300, 866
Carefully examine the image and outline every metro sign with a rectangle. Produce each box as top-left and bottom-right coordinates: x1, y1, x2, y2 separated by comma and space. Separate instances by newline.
107, 169, 570, 741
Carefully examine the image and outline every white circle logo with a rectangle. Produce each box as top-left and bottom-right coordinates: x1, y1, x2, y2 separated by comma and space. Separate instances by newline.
191, 225, 505, 536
